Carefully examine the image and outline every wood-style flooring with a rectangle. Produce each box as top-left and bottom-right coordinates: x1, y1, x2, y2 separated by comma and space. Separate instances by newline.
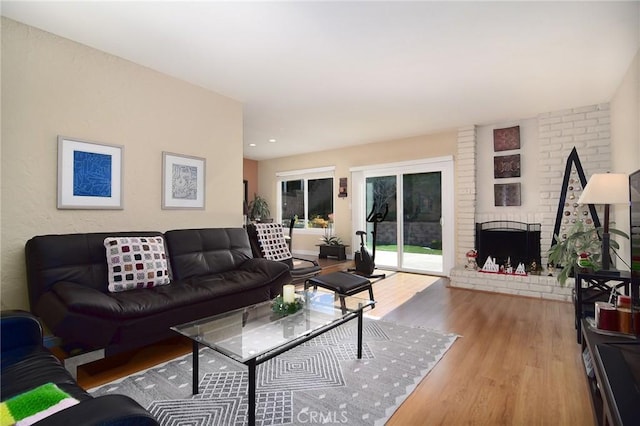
73, 260, 594, 425
383, 277, 594, 425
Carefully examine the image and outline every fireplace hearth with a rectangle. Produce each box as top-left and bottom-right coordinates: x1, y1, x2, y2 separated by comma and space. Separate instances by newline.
475, 221, 541, 271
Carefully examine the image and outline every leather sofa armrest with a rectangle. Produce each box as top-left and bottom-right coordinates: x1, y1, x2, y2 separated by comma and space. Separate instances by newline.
1, 310, 43, 351
33, 394, 158, 426
51, 282, 124, 314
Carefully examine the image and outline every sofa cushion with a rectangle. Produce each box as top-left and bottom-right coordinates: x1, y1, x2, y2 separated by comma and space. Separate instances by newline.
25, 231, 164, 309
104, 236, 170, 292
164, 228, 254, 280
49, 258, 289, 320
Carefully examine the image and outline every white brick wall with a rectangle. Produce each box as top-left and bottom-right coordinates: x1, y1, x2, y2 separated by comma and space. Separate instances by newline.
538, 103, 611, 268
449, 268, 573, 301
456, 126, 476, 266
452, 104, 611, 300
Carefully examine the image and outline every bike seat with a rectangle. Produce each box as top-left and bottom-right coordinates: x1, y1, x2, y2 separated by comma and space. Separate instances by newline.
356, 231, 366, 236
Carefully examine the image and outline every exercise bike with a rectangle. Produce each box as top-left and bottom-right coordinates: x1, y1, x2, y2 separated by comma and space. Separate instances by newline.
352, 203, 388, 279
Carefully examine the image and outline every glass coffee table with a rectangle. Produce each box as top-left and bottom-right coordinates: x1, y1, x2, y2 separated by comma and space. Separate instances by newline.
171, 290, 374, 426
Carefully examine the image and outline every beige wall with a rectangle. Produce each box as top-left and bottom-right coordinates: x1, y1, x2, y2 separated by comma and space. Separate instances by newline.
1, 18, 244, 310
257, 131, 457, 253
611, 49, 640, 174
611, 48, 640, 266
243, 158, 259, 204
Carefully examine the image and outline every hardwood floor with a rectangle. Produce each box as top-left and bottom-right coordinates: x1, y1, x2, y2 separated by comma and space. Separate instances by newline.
384, 278, 594, 425
74, 266, 594, 425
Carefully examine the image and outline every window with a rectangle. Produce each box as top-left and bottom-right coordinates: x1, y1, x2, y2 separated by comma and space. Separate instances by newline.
277, 167, 334, 230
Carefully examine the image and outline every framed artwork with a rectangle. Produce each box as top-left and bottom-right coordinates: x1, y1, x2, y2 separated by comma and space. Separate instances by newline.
494, 183, 521, 206
339, 177, 348, 198
57, 136, 123, 209
162, 152, 206, 209
493, 126, 520, 151
494, 154, 521, 178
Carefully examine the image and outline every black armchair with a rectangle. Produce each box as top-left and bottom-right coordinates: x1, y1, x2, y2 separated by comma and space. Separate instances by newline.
247, 222, 322, 284
1, 310, 158, 426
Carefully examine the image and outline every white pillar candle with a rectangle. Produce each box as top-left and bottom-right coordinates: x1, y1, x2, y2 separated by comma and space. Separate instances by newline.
283, 285, 295, 304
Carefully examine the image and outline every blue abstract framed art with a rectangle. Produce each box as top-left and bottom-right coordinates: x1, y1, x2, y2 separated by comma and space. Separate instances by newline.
57, 136, 123, 209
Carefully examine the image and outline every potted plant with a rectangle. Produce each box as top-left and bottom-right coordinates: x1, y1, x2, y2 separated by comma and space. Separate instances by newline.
314, 214, 347, 260
314, 214, 342, 245
547, 220, 628, 286
248, 194, 270, 222
321, 234, 343, 246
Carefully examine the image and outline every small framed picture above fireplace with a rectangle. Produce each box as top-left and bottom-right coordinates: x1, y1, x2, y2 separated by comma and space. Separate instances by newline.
493, 125, 520, 152
494, 183, 521, 206
494, 154, 521, 178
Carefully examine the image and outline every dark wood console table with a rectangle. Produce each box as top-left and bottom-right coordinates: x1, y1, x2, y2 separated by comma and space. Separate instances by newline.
580, 319, 640, 425
574, 271, 633, 343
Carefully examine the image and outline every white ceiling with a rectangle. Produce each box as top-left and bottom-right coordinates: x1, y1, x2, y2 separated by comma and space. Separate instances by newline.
2, 1, 639, 161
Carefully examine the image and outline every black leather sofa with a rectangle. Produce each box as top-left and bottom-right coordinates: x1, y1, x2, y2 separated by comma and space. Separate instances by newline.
1, 310, 158, 425
25, 228, 291, 358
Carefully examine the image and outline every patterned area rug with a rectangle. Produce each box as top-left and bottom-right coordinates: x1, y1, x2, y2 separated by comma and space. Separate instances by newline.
89, 319, 457, 425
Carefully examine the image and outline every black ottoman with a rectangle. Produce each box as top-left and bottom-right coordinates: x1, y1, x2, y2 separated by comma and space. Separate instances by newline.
305, 271, 375, 310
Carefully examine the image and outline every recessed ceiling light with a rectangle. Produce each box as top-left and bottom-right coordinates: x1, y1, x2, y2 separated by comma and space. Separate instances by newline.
268, 139, 277, 143
249, 143, 256, 147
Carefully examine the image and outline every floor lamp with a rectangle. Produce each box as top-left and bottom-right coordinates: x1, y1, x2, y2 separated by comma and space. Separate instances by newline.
577, 173, 629, 275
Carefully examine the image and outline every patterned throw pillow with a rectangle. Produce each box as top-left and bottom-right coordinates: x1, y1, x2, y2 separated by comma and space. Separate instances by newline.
255, 223, 292, 262
104, 236, 171, 292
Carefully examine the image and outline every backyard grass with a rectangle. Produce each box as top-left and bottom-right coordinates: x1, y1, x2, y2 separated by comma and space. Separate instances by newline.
377, 245, 442, 255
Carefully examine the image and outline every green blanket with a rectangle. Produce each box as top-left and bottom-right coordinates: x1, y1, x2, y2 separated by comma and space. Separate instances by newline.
0, 383, 78, 426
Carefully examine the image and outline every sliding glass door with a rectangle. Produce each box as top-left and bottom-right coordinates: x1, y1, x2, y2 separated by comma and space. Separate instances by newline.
352, 157, 453, 275
365, 175, 398, 268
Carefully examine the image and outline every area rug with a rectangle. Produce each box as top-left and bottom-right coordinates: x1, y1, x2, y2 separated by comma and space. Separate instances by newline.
89, 319, 457, 426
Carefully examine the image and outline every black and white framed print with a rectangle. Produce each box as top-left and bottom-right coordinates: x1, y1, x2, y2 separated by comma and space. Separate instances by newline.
162, 151, 206, 209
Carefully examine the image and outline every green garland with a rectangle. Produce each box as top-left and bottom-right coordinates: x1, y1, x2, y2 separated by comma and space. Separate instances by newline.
272, 295, 304, 316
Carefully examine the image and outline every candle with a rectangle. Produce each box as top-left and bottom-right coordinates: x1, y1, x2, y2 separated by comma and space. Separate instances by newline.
618, 308, 632, 334
283, 285, 295, 304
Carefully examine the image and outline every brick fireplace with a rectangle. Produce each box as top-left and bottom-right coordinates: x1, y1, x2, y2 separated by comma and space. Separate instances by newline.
475, 220, 541, 269
451, 103, 612, 301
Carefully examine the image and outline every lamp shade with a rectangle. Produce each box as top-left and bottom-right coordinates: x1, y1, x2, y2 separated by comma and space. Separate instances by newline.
577, 173, 629, 205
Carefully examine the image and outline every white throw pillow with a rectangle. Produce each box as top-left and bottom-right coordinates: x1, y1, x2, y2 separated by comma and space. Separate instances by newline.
255, 223, 292, 261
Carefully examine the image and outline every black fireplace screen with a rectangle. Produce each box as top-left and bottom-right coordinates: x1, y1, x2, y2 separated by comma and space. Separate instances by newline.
475, 221, 541, 269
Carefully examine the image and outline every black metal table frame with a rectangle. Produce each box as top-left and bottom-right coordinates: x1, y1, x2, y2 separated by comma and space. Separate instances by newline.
190, 306, 366, 426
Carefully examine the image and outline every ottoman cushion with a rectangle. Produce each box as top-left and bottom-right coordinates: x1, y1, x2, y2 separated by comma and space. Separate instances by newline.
306, 271, 371, 294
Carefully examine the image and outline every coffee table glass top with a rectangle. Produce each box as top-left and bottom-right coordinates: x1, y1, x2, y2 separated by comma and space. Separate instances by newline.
171, 291, 373, 363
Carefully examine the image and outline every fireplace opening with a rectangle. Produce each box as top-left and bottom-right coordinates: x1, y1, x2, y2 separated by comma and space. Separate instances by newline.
475, 221, 541, 270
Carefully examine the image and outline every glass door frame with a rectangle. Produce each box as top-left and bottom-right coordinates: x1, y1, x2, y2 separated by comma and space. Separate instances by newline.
350, 156, 454, 276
